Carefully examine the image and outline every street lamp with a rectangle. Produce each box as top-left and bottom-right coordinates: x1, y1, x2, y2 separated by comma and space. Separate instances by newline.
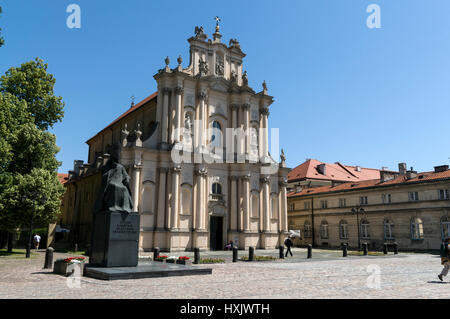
351, 206, 365, 250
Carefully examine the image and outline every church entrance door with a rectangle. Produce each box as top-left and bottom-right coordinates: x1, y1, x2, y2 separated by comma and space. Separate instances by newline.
209, 216, 223, 251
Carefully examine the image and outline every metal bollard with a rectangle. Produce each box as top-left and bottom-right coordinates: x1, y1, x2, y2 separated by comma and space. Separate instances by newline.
383, 243, 388, 255
394, 242, 398, 255
249, 246, 255, 261
342, 243, 348, 257
153, 247, 160, 261
194, 248, 200, 264
279, 246, 285, 259
307, 244, 312, 259
363, 243, 368, 256
232, 247, 238, 262
43, 247, 54, 269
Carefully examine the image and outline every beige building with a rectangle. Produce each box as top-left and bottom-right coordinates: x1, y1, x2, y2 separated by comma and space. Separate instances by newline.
50, 23, 290, 252
287, 163, 450, 251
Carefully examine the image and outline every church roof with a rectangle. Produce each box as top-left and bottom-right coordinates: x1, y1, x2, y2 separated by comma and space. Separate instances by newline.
86, 92, 158, 144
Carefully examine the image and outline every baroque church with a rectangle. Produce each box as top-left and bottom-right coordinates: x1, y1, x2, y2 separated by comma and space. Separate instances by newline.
55, 22, 290, 251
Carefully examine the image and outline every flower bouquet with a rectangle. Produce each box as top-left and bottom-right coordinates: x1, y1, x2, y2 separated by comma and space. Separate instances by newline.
154, 255, 168, 262
54, 257, 86, 276
176, 256, 191, 265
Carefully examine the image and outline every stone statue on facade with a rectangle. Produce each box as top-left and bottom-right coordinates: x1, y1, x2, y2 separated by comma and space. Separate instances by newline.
242, 71, 248, 86
199, 58, 209, 76
229, 38, 240, 49
93, 143, 133, 214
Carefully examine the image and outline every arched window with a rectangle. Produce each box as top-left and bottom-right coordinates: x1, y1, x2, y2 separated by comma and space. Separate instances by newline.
212, 182, 222, 195
304, 220, 312, 238
360, 219, 370, 239
339, 220, 348, 239
180, 185, 192, 215
441, 216, 450, 239
384, 219, 394, 240
411, 217, 424, 240
211, 121, 222, 148
320, 220, 329, 239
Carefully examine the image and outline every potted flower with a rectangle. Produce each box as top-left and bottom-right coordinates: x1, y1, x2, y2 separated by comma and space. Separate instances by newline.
53, 257, 86, 276
154, 255, 168, 262
176, 256, 191, 266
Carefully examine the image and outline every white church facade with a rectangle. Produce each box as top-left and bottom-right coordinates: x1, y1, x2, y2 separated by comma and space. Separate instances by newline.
57, 22, 290, 252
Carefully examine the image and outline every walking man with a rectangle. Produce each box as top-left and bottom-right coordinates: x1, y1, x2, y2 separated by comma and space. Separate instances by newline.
284, 236, 293, 257
33, 233, 41, 251
438, 237, 450, 282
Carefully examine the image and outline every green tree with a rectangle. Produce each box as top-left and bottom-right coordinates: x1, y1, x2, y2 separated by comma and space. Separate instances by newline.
0, 6, 4, 47
0, 60, 65, 252
0, 58, 65, 130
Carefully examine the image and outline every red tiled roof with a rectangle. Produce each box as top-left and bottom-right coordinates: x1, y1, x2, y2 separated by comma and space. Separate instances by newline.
287, 169, 450, 198
288, 159, 384, 183
57, 173, 69, 185
86, 92, 158, 144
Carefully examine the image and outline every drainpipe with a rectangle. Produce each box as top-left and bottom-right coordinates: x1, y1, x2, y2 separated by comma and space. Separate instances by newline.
311, 197, 315, 247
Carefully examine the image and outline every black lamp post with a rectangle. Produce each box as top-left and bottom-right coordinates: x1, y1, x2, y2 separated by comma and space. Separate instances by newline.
351, 207, 365, 250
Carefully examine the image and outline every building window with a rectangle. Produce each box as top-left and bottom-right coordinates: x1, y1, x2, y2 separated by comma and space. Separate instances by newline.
320, 220, 329, 239
288, 202, 295, 211
384, 219, 394, 240
211, 182, 222, 201
339, 220, 348, 239
360, 219, 370, 239
439, 189, 450, 200
304, 201, 311, 210
360, 196, 368, 205
304, 220, 312, 238
382, 194, 392, 204
211, 120, 222, 148
441, 216, 450, 239
339, 198, 346, 208
320, 200, 328, 209
411, 218, 424, 240
408, 191, 419, 202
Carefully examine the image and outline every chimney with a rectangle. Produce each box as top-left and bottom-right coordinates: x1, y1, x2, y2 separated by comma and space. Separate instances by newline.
295, 185, 303, 193
380, 170, 398, 182
73, 160, 84, 174
355, 166, 361, 172
398, 163, 407, 175
434, 165, 449, 173
406, 167, 417, 180
317, 164, 326, 175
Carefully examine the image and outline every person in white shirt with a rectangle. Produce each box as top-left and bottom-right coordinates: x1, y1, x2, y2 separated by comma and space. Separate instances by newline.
33, 234, 41, 250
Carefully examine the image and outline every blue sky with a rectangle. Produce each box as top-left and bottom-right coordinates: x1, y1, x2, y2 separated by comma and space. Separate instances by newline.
1, 0, 449, 174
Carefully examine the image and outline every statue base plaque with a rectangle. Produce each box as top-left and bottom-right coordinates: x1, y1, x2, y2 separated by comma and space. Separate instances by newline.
89, 211, 140, 267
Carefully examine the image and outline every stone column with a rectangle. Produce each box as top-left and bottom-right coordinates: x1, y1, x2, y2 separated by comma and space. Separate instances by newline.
174, 86, 183, 143
242, 103, 250, 157
279, 179, 288, 232
261, 176, 271, 232
231, 104, 239, 155
196, 167, 208, 230
242, 173, 251, 231
260, 107, 269, 158
132, 164, 142, 212
161, 87, 171, 144
196, 92, 207, 151
230, 176, 238, 231
156, 167, 168, 229
171, 165, 181, 229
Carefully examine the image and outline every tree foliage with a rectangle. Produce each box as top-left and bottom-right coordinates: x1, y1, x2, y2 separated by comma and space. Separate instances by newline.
0, 6, 4, 47
0, 58, 65, 130
0, 59, 65, 233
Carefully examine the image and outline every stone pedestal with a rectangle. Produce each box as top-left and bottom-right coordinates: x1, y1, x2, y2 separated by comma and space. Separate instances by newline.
89, 211, 140, 267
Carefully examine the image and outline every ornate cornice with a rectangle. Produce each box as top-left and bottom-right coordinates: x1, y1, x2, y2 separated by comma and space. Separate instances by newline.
162, 87, 171, 94
241, 103, 250, 110
195, 168, 208, 176
175, 86, 184, 95
197, 91, 207, 101
260, 176, 271, 184
172, 165, 182, 173
230, 103, 240, 111
241, 173, 251, 181
260, 107, 270, 116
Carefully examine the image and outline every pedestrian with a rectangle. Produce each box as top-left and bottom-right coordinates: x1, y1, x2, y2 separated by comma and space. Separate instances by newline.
284, 236, 293, 257
33, 234, 41, 251
439, 238, 450, 282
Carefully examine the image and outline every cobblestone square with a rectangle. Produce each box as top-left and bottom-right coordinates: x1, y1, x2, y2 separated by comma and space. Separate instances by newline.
0, 248, 449, 299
